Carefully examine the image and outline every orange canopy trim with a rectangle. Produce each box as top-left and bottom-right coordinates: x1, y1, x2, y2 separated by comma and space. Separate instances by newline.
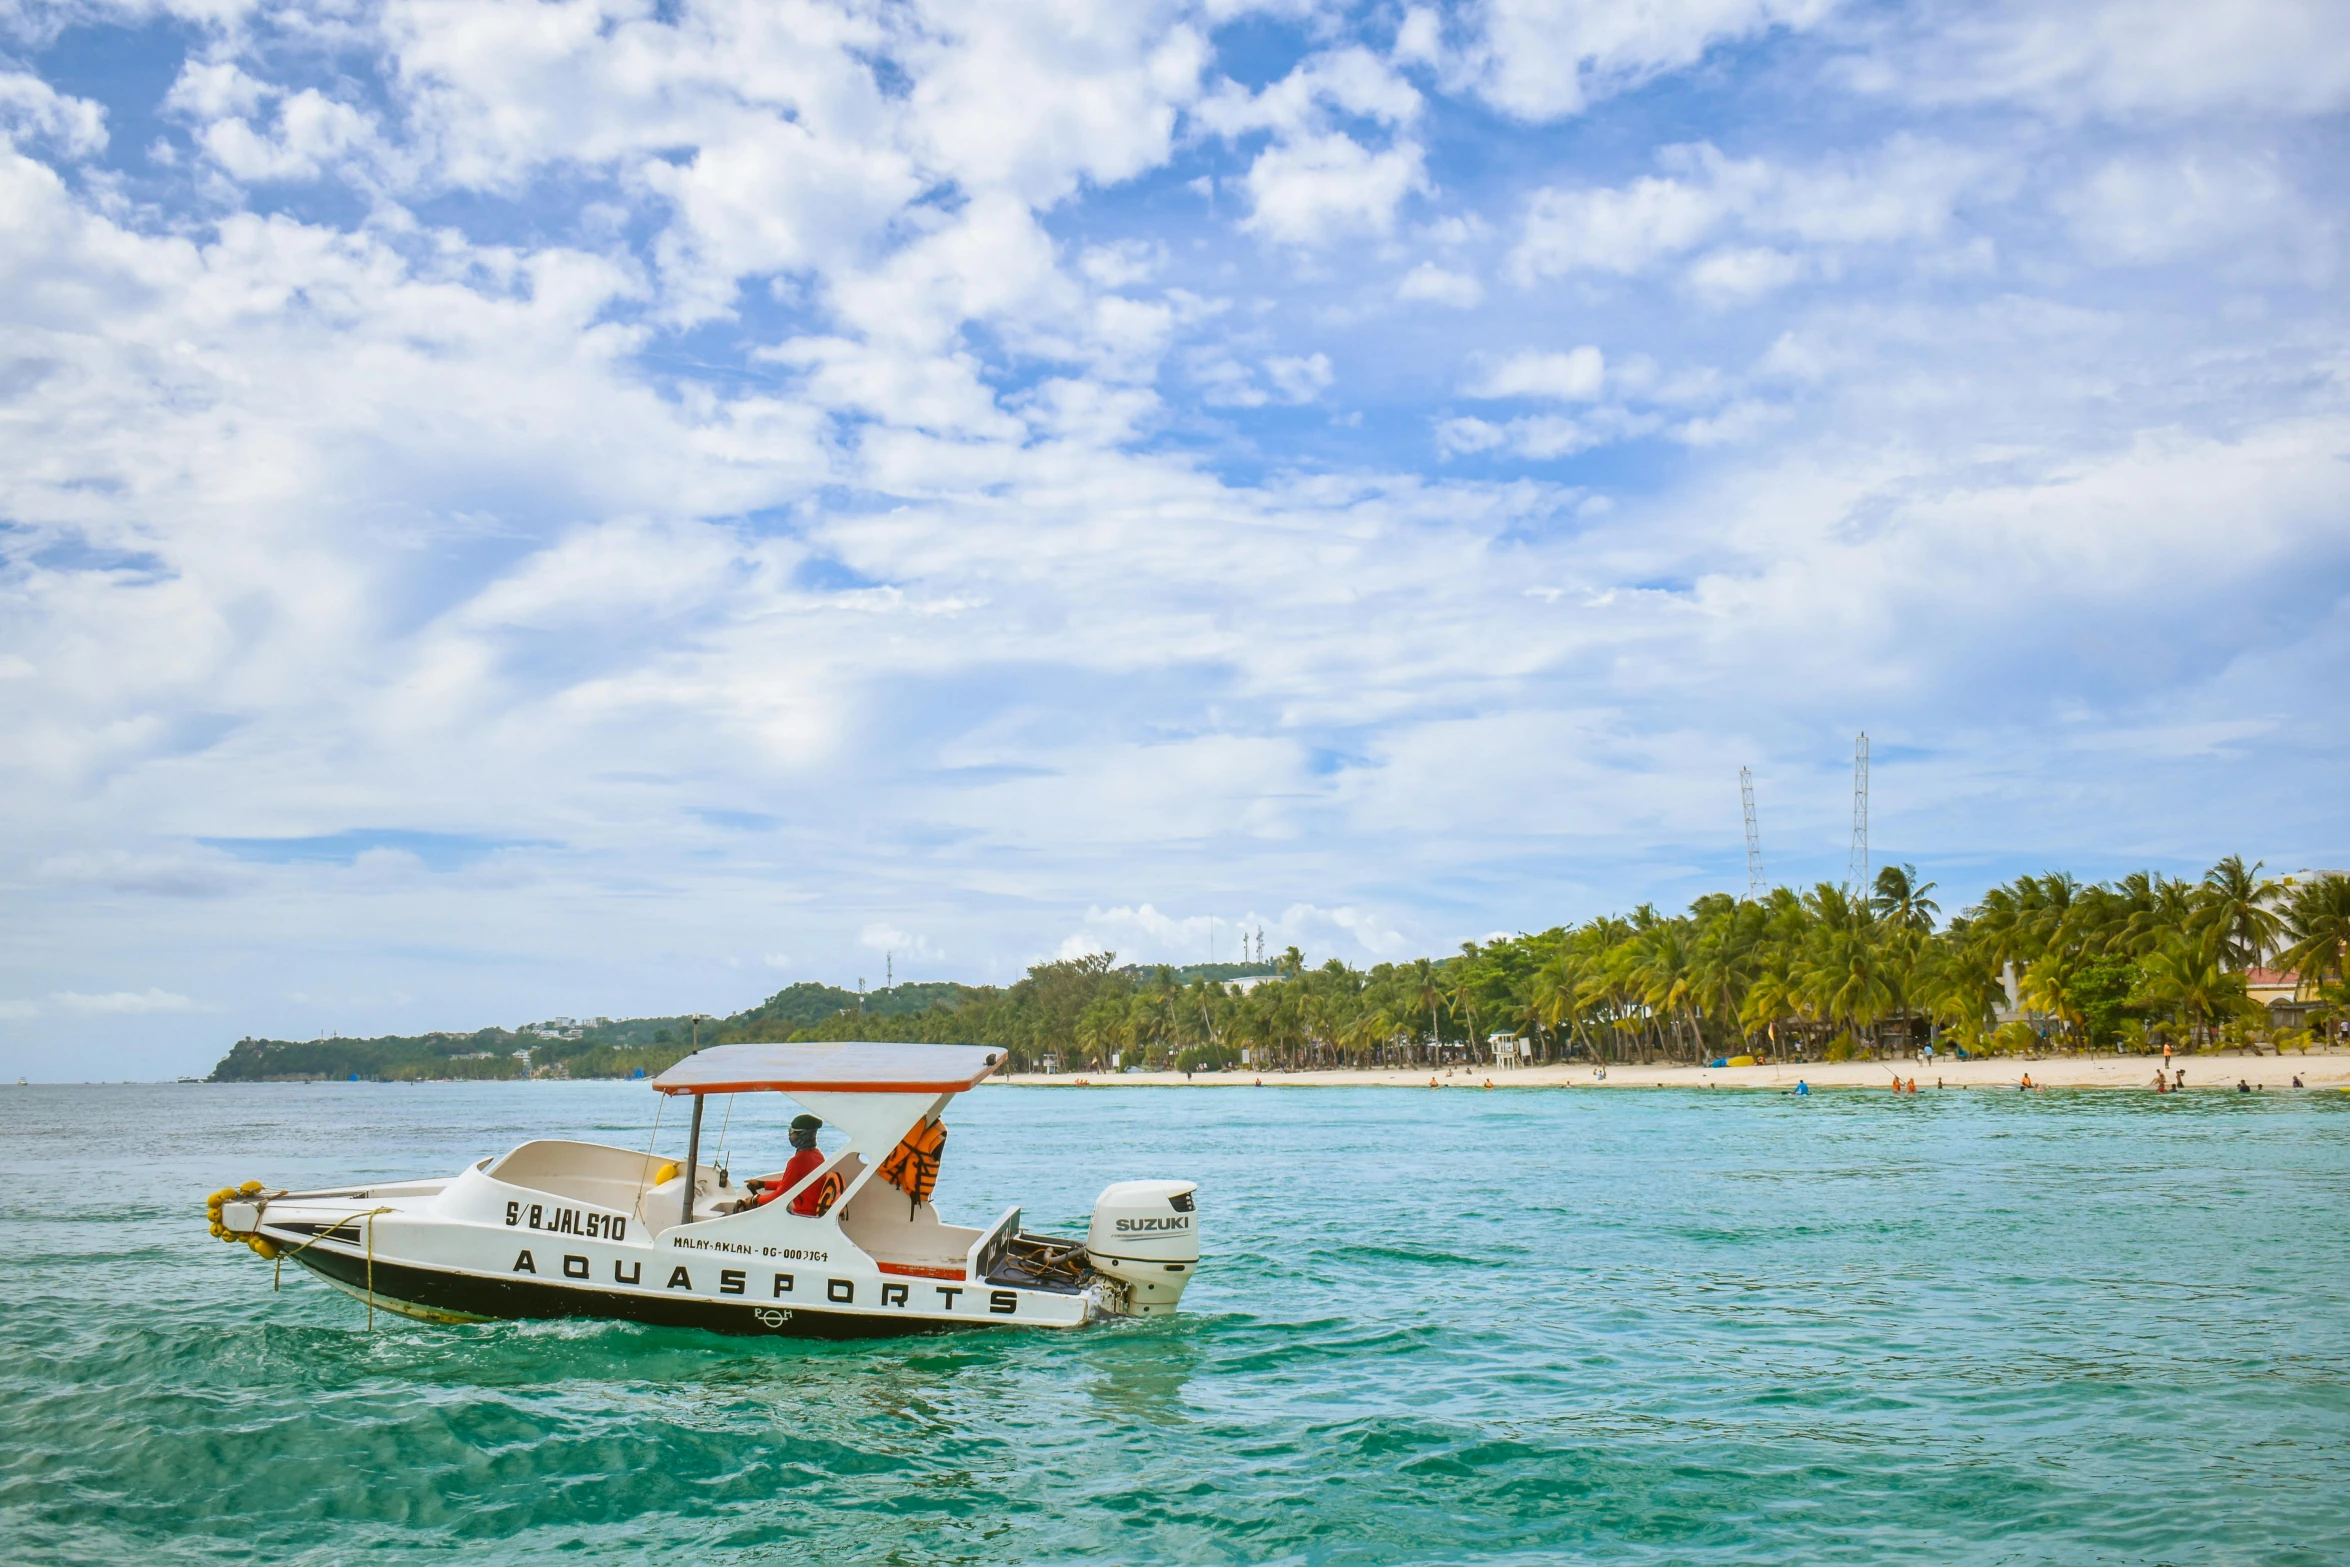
649, 1041, 1001, 1096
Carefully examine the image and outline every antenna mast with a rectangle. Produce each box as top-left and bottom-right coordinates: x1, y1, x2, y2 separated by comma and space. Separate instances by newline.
1848, 731, 1870, 894
1740, 766, 1764, 900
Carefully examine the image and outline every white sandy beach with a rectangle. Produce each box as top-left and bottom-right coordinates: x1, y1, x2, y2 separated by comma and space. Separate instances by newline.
1000, 1051, 2350, 1093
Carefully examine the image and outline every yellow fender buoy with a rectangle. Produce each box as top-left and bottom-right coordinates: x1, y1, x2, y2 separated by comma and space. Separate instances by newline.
204, 1181, 279, 1259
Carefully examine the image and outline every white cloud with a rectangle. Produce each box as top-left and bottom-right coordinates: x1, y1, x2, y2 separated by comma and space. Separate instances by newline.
640, 113, 923, 315
1057, 900, 1414, 966
901, 9, 1209, 207
0, 71, 108, 158
2058, 152, 2331, 278
860, 922, 942, 963
1684, 245, 1808, 303
1460, 0, 1836, 120
1241, 131, 1429, 246
1463, 346, 1606, 400
169, 66, 380, 183
1438, 412, 1618, 460
1509, 139, 1983, 285
1396, 262, 1484, 307
1199, 47, 1430, 247
1080, 240, 1164, 288
1869, 0, 2350, 118
1435, 416, 1509, 456
1512, 169, 1730, 281
1266, 352, 1334, 402
164, 60, 266, 120
1316, 904, 1412, 957
51, 989, 201, 1014
1195, 46, 1423, 139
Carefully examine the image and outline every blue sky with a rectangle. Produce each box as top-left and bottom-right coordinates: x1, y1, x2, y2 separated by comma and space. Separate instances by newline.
2, 0, 2346, 1078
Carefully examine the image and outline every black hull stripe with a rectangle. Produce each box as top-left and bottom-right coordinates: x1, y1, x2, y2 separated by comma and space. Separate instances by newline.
289, 1247, 1004, 1340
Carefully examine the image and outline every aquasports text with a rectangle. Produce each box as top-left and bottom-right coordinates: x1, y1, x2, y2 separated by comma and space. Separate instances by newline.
508, 1249, 1021, 1316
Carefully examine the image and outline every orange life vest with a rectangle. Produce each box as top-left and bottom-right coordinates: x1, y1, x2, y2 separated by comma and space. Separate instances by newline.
877, 1117, 947, 1208
804, 1170, 845, 1216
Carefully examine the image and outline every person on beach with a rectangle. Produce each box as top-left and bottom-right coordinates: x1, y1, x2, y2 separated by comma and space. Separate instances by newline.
2019, 1073, 2035, 1091
2237, 1079, 2252, 1093
2152, 1072, 2169, 1093
1793, 1080, 1809, 1096
2293, 1075, 2305, 1088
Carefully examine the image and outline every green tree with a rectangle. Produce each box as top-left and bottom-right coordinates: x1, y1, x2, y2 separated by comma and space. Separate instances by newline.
2196, 855, 2281, 969
2132, 933, 2250, 1049
2063, 958, 2140, 1049
1871, 863, 1941, 932
2277, 874, 2350, 994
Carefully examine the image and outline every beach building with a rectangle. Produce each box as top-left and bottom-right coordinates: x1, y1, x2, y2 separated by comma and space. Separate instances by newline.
2244, 968, 2301, 1008
2244, 966, 2332, 1034
1993, 961, 2049, 1032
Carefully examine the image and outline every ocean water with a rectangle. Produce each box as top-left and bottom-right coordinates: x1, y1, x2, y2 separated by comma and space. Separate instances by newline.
4, 1080, 2346, 1565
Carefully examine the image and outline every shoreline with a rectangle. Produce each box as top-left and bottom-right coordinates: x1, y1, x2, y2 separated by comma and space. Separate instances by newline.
998, 1050, 2350, 1093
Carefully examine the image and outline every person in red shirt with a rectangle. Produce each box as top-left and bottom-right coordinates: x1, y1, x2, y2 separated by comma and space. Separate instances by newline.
745, 1114, 829, 1213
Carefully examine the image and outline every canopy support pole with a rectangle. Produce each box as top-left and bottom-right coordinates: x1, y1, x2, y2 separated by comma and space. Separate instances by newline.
681, 1093, 705, 1232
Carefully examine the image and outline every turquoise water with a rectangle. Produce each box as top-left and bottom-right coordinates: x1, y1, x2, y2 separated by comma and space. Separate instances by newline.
4, 1081, 2347, 1564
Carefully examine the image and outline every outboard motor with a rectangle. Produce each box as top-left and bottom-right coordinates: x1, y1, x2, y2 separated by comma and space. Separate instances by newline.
1086, 1180, 1199, 1316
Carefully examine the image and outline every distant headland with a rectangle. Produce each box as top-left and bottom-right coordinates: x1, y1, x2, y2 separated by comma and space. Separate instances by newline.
207, 859, 2348, 1083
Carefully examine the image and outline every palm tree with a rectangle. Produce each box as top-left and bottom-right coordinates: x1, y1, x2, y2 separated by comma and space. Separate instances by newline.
2017, 871, 2083, 964
1447, 944, 1490, 1064
1627, 920, 1702, 1061
1738, 964, 1803, 1052
2277, 874, 2350, 995
2118, 873, 2198, 958
1407, 957, 1445, 1062
1910, 939, 2001, 1053
2196, 855, 2281, 969
2133, 931, 2250, 1049
1871, 864, 1941, 932
1528, 953, 1580, 1060
1798, 884, 1892, 1052
2018, 946, 2087, 1046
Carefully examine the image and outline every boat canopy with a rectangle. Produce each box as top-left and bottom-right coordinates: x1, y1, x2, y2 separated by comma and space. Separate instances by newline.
650, 1041, 1002, 1097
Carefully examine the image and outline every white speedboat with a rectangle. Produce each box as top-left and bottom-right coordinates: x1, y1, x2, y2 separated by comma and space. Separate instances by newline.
206, 1042, 1199, 1336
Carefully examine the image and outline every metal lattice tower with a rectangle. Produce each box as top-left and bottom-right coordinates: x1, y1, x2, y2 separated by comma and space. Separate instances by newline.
1847, 731, 1870, 894
1740, 767, 1765, 900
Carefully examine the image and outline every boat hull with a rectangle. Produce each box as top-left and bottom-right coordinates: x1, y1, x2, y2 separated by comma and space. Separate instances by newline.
289, 1243, 1004, 1339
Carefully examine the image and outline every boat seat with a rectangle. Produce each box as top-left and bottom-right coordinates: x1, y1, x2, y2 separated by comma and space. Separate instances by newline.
490, 1139, 680, 1214
835, 1172, 982, 1276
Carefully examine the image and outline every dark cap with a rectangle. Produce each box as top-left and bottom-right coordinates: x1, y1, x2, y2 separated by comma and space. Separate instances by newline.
789, 1114, 822, 1132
